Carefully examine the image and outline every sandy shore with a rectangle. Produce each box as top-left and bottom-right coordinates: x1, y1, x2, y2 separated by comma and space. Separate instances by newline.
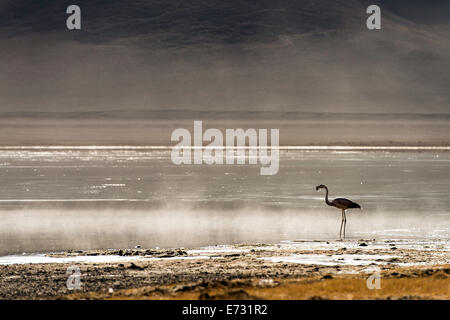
0, 239, 448, 300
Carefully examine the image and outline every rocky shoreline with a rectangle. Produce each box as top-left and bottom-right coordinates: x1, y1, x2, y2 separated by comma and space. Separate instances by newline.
0, 240, 448, 300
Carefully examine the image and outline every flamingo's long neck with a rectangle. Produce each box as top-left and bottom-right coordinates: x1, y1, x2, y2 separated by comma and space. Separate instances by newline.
324, 186, 333, 206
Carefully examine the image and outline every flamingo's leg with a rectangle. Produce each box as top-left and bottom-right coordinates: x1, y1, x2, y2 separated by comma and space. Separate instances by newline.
343, 210, 347, 239
339, 209, 344, 240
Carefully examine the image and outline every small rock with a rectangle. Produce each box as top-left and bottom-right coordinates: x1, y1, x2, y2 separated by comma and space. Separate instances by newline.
257, 279, 276, 287
128, 263, 144, 270
173, 284, 194, 292
359, 242, 368, 247
198, 292, 210, 299
86, 252, 99, 256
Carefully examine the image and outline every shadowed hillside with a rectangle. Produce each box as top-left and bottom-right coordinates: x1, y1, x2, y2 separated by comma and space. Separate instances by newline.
0, 0, 449, 144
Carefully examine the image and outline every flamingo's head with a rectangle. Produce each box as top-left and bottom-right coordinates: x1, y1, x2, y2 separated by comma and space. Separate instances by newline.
316, 184, 326, 191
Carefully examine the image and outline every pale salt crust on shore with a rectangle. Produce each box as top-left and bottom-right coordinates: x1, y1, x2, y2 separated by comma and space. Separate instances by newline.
277, 239, 450, 251
0, 254, 142, 265
259, 239, 449, 267
259, 254, 399, 266
0, 239, 448, 266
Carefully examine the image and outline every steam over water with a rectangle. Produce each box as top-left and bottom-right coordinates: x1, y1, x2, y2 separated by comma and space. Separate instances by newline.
0, 148, 449, 255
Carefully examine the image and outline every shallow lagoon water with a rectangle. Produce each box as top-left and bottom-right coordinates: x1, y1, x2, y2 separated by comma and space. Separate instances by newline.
0, 147, 449, 255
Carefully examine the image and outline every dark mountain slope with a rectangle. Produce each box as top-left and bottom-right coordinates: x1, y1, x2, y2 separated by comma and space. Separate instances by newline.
0, 0, 448, 115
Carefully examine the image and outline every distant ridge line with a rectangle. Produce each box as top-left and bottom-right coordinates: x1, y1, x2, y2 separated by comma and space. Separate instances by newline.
0, 146, 448, 151
1, 111, 450, 121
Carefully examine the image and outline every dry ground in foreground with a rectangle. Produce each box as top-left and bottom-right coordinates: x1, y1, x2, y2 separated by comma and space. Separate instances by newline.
65, 266, 449, 300
1, 242, 448, 300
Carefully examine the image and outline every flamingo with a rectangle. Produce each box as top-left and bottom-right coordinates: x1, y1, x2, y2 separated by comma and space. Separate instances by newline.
316, 184, 361, 240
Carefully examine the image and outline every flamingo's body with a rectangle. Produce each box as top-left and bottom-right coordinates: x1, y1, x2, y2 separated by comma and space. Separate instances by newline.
316, 184, 361, 240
